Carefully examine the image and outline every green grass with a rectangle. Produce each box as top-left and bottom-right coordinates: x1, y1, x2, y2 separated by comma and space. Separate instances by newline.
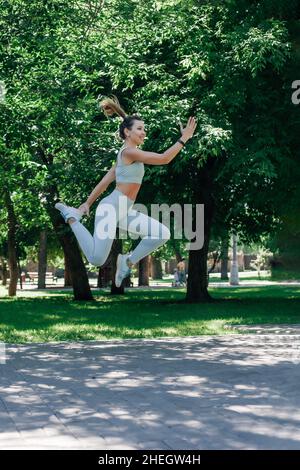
208, 276, 272, 283
271, 268, 300, 281
156, 272, 273, 283
0, 285, 300, 344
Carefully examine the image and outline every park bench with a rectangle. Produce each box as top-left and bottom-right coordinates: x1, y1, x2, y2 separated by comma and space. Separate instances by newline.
27, 272, 57, 284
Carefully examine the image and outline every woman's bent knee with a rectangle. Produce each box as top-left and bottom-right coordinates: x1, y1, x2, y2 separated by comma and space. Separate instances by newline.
87, 254, 107, 267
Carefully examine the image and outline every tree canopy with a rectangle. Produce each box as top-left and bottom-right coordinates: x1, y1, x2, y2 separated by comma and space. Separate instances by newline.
1, 0, 299, 299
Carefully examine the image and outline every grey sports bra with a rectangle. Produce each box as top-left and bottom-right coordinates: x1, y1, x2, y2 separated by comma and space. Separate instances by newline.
115, 146, 145, 184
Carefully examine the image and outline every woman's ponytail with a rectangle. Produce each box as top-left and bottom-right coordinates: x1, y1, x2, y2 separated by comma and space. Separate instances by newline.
98, 94, 143, 141
98, 94, 127, 119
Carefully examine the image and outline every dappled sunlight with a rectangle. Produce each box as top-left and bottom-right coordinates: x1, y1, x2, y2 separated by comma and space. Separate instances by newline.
1, 335, 300, 449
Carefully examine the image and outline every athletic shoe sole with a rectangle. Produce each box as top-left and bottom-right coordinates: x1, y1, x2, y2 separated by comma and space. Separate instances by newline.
55, 203, 82, 223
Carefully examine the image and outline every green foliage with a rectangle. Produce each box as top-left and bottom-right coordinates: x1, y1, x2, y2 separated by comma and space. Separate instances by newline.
0, 0, 299, 269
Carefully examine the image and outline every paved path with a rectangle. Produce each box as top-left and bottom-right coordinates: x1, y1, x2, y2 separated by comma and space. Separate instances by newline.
1, 333, 300, 450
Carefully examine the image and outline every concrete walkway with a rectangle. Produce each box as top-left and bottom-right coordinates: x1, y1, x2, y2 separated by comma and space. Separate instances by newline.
1, 332, 300, 450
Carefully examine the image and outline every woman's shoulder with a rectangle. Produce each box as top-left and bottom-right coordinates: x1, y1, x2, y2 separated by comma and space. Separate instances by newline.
119, 146, 136, 165
122, 147, 145, 165
122, 146, 145, 158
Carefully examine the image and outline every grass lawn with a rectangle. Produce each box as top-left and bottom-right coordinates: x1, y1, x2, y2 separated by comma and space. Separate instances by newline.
153, 271, 272, 284
0, 285, 300, 343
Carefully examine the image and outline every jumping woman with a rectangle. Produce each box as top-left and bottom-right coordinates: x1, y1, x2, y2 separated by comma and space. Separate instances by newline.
55, 96, 197, 287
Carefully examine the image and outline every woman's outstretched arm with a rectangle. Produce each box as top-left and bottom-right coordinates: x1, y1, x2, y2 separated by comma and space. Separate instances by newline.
124, 116, 197, 165
78, 164, 116, 214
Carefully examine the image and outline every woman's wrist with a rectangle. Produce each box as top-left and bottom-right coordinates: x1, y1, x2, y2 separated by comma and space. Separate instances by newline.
178, 136, 188, 145
182, 134, 190, 142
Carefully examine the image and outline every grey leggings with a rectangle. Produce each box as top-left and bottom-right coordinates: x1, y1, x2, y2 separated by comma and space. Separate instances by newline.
70, 188, 170, 266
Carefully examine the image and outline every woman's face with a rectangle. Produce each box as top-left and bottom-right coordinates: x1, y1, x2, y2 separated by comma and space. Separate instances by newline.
126, 120, 146, 145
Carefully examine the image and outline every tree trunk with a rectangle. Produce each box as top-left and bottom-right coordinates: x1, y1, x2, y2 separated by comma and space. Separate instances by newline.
97, 266, 112, 287
97, 268, 102, 288
170, 239, 182, 263
56, 227, 93, 300
97, 251, 113, 287
230, 234, 239, 285
42, 176, 93, 300
38, 229, 47, 288
186, 159, 215, 303
208, 251, 220, 274
0, 258, 8, 286
3, 190, 18, 297
187, 239, 212, 302
64, 251, 73, 287
151, 256, 163, 280
17, 259, 22, 290
220, 237, 229, 280
139, 255, 149, 286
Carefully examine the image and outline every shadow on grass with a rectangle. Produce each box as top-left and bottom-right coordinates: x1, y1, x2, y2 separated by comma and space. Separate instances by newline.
0, 286, 300, 343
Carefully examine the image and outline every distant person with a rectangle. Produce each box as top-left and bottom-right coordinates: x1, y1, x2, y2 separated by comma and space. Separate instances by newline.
172, 268, 180, 287
177, 258, 186, 286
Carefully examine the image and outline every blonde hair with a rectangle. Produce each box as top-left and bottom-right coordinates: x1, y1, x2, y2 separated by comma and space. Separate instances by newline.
98, 94, 127, 119
98, 94, 144, 141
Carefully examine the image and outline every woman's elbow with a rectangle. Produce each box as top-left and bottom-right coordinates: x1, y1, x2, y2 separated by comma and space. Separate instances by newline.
161, 153, 171, 165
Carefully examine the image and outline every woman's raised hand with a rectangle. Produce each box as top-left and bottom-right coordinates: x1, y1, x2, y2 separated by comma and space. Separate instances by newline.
179, 116, 197, 141
78, 202, 90, 216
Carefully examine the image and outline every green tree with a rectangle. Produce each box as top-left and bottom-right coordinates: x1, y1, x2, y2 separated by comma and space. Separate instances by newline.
99, 0, 296, 301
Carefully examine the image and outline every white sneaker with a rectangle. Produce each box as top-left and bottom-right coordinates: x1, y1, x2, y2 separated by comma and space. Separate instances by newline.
55, 203, 83, 223
115, 253, 132, 288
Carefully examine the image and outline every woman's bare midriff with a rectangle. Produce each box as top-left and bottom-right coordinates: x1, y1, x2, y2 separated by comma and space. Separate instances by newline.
116, 183, 141, 202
